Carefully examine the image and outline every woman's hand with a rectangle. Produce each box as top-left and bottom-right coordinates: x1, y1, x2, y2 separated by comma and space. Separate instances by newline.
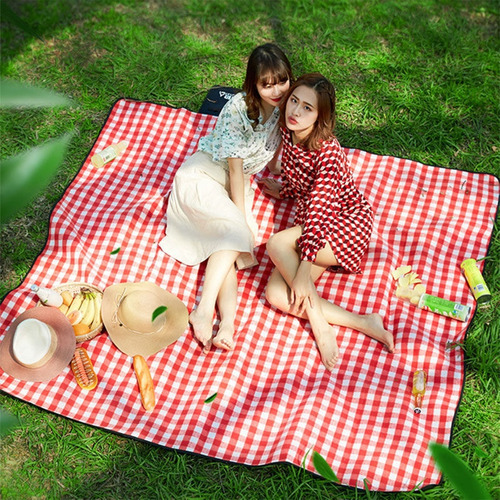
290, 261, 314, 315
259, 177, 282, 199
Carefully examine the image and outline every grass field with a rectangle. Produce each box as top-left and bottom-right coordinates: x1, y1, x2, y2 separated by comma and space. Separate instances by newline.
1, 0, 499, 498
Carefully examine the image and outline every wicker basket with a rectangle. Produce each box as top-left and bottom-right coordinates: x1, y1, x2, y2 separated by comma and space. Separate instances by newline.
53, 282, 104, 343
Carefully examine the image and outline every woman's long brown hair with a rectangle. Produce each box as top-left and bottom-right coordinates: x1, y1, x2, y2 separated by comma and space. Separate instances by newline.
243, 43, 293, 129
279, 73, 336, 150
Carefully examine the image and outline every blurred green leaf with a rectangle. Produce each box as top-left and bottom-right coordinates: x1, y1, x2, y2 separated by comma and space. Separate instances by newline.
312, 450, 339, 482
0, 407, 21, 437
0, 0, 41, 39
429, 442, 492, 500
151, 306, 168, 322
110, 247, 121, 255
0, 133, 73, 223
0, 79, 72, 108
204, 392, 217, 404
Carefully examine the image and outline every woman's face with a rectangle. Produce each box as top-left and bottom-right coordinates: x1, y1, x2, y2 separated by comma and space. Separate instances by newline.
285, 85, 319, 139
256, 76, 290, 110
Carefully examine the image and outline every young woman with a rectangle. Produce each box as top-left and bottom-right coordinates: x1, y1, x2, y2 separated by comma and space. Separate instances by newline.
160, 43, 293, 354
260, 73, 394, 371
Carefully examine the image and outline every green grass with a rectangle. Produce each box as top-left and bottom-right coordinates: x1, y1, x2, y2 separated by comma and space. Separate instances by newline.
1, 0, 499, 498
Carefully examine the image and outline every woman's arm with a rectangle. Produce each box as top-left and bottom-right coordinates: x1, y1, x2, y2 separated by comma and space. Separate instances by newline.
296, 145, 340, 263
228, 157, 257, 252
266, 143, 282, 175
227, 157, 246, 214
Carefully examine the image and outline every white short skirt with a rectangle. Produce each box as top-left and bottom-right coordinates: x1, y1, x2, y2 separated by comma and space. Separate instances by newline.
159, 151, 259, 266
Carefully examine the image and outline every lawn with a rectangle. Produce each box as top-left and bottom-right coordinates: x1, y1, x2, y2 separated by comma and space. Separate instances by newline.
1, 0, 499, 498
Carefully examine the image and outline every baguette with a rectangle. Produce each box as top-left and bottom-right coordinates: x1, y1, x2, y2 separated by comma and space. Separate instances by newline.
133, 355, 155, 411
71, 347, 98, 390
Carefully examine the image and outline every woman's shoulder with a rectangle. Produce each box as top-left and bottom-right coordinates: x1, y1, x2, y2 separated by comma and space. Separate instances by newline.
217, 92, 252, 126
316, 136, 345, 158
221, 91, 246, 113
320, 136, 342, 151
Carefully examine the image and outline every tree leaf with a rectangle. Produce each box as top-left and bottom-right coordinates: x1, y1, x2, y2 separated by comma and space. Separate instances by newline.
0, 79, 73, 108
429, 442, 491, 500
312, 450, 339, 482
0, 133, 73, 223
204, 392, 218, 404
151, 306, 167, 322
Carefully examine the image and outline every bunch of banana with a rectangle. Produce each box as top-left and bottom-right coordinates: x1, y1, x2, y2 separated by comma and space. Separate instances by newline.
58, 287, 102, 337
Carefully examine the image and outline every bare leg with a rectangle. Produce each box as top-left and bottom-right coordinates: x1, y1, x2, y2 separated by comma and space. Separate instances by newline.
265, 227, 394, 369
212, 264, 237, 352
266, 268, 340, 370
189, 249, 239, 352
266, 269, 394, 352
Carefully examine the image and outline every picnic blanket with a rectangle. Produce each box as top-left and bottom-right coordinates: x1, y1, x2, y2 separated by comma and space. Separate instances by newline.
1, 98, 498, 492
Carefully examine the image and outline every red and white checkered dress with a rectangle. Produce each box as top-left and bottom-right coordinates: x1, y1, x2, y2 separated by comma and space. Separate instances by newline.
279, 128, 373, 273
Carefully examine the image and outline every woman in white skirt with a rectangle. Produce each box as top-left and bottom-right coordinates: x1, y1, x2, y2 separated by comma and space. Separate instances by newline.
160, 43, 293, 353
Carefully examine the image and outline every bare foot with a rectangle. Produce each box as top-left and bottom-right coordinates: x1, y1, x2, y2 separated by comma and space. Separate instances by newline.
212, 320, 235, 351
189, 309, 214, 353
313, 324, 339, 371
360, 313, 394, 352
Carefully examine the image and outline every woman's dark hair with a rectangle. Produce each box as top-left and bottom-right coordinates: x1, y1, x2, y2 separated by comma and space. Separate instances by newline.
243, 43, 293, 129
279, 73, 336, 150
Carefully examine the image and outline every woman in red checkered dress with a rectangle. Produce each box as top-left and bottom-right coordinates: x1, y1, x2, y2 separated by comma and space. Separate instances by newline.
261, 74, 394, 371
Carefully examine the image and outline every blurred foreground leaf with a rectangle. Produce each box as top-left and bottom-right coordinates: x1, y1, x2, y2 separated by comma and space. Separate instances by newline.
151, 306, 168, 322
204, 392, 218, 404
0, 79, 72, 108
0, 79, 75, 222
0, 0, 41, 40
0, 407, 21, 437
429, 442, 491, 500
0, 133, 73, 223
312, 450, 339, 482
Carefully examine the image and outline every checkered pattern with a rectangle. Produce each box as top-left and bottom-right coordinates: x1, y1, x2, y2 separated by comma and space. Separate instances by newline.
280, 131, 373, 272
1, 99, 498, 492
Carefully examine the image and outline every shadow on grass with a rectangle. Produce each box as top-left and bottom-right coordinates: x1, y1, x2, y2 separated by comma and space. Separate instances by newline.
1, 395, 365, 499
2, 0, 498, 177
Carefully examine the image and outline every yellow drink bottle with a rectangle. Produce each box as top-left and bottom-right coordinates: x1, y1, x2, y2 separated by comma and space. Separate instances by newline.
91, 140, 128, 168
460, 258, 491, 306
412, 369, 427, 414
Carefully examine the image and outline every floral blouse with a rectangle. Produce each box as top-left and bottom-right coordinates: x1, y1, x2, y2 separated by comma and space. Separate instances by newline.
198, 92, 281, 175
279, 129, 373, 273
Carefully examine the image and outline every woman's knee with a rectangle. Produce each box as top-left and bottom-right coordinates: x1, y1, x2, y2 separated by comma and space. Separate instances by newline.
266, 228, 296, 260
265, 275, 288, 311
264, 280, 280, 308
266, 232, 280, 259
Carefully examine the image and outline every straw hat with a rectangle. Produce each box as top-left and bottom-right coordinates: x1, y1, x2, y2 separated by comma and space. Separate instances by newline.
0, 307, 76, 382
102, 282, 188, 357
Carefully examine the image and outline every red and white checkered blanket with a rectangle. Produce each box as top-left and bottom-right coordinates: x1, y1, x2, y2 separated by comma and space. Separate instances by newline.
1, 99, 498, 492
